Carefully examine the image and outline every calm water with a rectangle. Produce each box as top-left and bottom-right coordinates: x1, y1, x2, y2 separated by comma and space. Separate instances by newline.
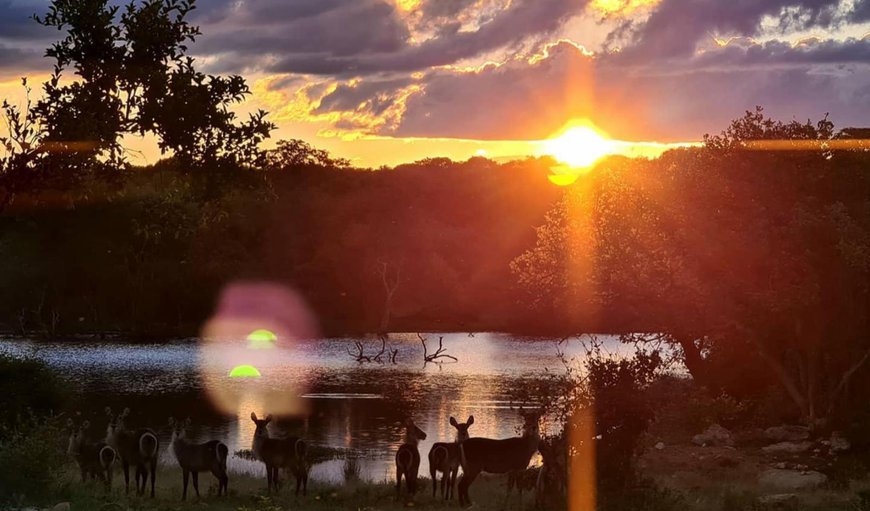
0, 332, 629, 482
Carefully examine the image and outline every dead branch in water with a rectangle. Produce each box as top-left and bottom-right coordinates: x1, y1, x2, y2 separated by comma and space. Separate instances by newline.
346, 340, 371, 363
348, 337, 398, 364
417, 333, 458, 364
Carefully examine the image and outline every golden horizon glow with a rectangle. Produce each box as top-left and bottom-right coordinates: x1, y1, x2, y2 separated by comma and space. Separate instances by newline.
543, 121, 615, 169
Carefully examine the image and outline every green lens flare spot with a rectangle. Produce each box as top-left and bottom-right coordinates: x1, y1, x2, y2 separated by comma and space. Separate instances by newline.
229, 365, 262, 378
247, 329, 277, 350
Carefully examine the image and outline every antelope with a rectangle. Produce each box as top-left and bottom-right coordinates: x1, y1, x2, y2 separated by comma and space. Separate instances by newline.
458, 411, 541, 507
105, 407, 160, 497
395, 418, 427, 500
250, 412, 309, 495
66, 418, 116, 489
428, 415, 474, 500
168, 417, 229, 499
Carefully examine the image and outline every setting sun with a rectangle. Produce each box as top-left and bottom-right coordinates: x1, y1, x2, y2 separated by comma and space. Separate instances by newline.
544, 123, 614, 169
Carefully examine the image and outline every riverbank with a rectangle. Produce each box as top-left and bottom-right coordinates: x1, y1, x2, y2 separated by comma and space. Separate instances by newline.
36, 463, 870, 511
45, 466, 541, 511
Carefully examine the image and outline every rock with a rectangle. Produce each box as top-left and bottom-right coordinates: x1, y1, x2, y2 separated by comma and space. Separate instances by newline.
764, 425, 810, 442
762, 441, 813, 454
758, 494, 799, 505
692, 424, 734, 447
758, 469, 827, 490
829, 432, 850, 452
654, 442, 665, 450
772, 462, 788, 469
50, 504, 70, 511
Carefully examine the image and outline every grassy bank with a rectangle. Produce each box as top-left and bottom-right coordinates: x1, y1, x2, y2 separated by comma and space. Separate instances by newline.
25, 459, 870, 511
51, 465, 533, 511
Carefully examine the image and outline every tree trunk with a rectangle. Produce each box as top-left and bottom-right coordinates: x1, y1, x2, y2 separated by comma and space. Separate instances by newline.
674, 335, 717, 391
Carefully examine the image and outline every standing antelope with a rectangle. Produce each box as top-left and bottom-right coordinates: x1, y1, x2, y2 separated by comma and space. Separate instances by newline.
169, 417, 229, 500
458, 411, 541, 507
105, 407, 160, 497
428, 415, 474, 500
67, 418, 116, 489
395, 418, 427, 500
250, 412, 309, 495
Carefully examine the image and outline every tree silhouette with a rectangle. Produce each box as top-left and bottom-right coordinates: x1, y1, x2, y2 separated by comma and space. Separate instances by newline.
33, 0, 274, 171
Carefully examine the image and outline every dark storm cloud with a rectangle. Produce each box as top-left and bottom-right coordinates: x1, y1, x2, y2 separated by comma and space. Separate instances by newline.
688, 37, 870, 69
313, 77, 414, 116
192, 0, 348, 24
612, 0, 844, 62
0, 44, 44, 76
0, 1, 47, 40
195, 0, 410, 62
852, 0, 870, 21
196, 0, 586, 76
306, 38, 870, 141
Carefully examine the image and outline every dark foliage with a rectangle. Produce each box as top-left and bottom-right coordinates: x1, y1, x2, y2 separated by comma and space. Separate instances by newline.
0, 357, 67, 505
0, 356, 66, 436
513, 109, 870, 425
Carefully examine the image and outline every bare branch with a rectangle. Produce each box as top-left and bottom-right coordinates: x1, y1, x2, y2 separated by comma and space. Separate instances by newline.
419, 334, 458, 364
346, 340, 371, 363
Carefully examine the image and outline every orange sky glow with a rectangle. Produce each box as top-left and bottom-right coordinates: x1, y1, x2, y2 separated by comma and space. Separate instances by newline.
1, 0, 867, 169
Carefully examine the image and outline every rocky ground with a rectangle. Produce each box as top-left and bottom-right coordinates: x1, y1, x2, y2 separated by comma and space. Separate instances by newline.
640, 418, 869, 509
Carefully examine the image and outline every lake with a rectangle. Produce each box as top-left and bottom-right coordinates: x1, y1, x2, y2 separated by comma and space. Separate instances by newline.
0, 332, 630, 483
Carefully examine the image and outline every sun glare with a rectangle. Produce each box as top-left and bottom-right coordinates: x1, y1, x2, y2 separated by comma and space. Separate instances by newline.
544, 123, 614, 169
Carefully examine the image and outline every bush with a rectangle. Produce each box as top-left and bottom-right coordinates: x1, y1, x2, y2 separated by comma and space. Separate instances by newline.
524, 340, 664, 500
0, 355, 66, 437
0, 356, 68, 505
342, 455, 361, 483
0, 413, 66, 505
599, 483, 687, 511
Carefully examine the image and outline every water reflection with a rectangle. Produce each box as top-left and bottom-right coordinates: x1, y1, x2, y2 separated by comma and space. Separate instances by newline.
0, 332, 626, 482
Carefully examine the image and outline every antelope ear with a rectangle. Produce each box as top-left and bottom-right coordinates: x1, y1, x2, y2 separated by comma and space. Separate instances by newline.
467, 415, 474, 426
264, 414, 273, 424
449, 417, 458, 428
250, 412, 258, 422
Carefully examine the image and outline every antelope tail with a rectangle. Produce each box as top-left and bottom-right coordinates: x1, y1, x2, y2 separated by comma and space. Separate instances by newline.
139, 432, 158, 459
217, 442, 229, 469
294, 438, 307, 461
99, 445, 116, 469
431, 444, 448, 469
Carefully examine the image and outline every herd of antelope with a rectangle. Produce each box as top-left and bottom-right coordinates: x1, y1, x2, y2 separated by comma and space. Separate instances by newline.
66, 407, 560, 506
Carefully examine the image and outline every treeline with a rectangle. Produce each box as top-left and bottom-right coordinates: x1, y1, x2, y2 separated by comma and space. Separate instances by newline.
0, 152, 566, 336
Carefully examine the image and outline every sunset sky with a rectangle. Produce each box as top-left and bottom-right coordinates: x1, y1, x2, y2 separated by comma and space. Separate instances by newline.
1, 0, 869, 167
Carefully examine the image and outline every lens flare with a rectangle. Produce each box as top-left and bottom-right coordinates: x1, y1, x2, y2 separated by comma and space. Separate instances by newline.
229, 364, 262, 378
200, 281, 318, 416
247, 328, 278, 350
